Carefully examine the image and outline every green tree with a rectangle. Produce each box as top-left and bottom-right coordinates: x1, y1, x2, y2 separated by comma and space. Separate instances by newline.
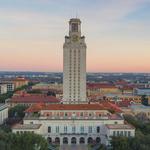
111, 136, 132, 150
8, 105, 28, 118
0, 92, 13, 103
0, 131, 48, 150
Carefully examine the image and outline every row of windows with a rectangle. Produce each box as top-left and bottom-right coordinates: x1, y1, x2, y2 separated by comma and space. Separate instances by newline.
113, 131, 131, 137
16, 131, 34, 134
48, 126, 100, 134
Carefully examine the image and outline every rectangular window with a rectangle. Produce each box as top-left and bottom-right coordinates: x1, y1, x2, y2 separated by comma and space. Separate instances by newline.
120, 131, 123, 136
88, 126, 92, 133
64, 126, 67, 133
72, 126, 76, 133
128, 131, 131, 137
113, 131, 116, 136
80, 112, 83, 117
124, 131, 127, 136
97, 126, 100, 133
117, 131, 119, 136
56, 126, 59, 133
80, 126, 84, 133
48, 126, 51, 133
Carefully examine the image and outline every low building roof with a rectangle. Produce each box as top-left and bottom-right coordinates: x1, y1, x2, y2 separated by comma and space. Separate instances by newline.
106, 124, 135, 130
12, 124, 41, 130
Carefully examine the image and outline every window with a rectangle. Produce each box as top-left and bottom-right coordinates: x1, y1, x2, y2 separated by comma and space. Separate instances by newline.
88, 126, 92, 133
64, 126, 67, 133
71, 23, 78, 32
128, 131, 131, 137
56, 126, 59, 133
48, 126, 51, 133
124, 131, 127, 136
113, 131, 116, 136
117, 131, 119, 136
89, 113, 92, 117
120, 131, 123, 136
72, 126, 76, 133
97, 126, 100, 133
65, 112, 68, 117
80, 126, 84, 133
80, 112, 83, 117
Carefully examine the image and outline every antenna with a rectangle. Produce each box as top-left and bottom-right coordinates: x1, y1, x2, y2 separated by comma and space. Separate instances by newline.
76, 12, 78, 18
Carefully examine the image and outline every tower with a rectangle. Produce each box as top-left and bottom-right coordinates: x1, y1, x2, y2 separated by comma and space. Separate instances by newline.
63, 18, 87, 104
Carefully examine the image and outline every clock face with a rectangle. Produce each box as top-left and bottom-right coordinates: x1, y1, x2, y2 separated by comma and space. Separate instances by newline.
72, 35, 79, 42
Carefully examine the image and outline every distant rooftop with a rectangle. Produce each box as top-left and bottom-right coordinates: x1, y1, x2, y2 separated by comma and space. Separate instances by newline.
10, 95, 60, 104
130, 104, 150, 110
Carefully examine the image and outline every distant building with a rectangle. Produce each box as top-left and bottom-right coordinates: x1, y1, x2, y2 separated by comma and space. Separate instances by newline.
7, 83, 15, 92
134, 88, 150, 96
130, 104, 150, 119
0, 104, 8, 124
13, 77, 29, 89
87, 83, 121, 96
0, 84, 7, 94
106, 94, 142, 104
0, 81, 15, 92
32, 82, 62, 92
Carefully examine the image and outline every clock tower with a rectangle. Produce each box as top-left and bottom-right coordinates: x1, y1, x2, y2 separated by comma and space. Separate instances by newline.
63, 18, 87, 104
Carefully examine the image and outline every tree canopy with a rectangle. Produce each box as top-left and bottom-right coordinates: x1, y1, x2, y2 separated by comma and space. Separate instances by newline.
0, 130, 48, 150
8, 105, 28, 118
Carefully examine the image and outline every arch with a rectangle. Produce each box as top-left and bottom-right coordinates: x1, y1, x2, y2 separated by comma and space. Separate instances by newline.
88, 137, 93, 144
79, 137, 85, 144
96, 137, 101, 143
63, 137, 68, 144
71, 137, 77, 144
55, 137, 60, 144
47, 137, 52, 144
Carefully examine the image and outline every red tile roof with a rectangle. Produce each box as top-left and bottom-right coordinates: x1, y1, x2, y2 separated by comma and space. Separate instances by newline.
25, 103, 108, 113
87, 83, 117, 89
10, 95, 60, 103
14, 77, 28, 82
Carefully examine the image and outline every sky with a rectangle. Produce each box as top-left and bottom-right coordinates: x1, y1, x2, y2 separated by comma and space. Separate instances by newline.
0, 0, 150, 73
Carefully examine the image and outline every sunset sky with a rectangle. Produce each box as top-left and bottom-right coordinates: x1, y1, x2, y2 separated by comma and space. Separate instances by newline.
0, 0, 150, 72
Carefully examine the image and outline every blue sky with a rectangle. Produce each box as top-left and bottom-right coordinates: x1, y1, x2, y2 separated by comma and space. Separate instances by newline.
0, 0, 150, 72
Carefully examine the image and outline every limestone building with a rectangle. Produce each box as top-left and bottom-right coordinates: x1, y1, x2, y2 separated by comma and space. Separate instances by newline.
63, 18, 86, 104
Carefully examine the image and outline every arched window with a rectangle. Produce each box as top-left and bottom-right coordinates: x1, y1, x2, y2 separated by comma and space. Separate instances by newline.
47, 137, 52, 144
96, 137, 101, 143
71, 137, 77, 144
63, 137, 68, 144
79, 137, 85, 144
55, 137, 60, 144
87, 137, 93, 144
